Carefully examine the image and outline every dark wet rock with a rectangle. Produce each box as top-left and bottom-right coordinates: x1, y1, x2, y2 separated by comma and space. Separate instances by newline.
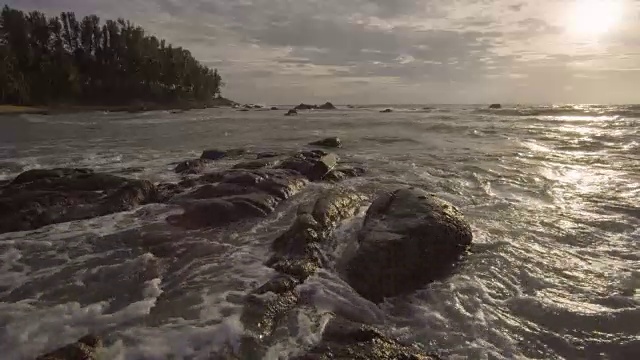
380, 108, 393, 113
241, 288, 299, 339
278, 151, 338, 181
285, 109, 298, 116
232, 157, 281, 170
309, 137, 342, 148
270, 107, 279, 110
200, 148, 249, 161
267, 189, 366, 281
253, 104, 263, 109
489, 103, 502, 109
256, 151, 280, 159
0, 169, 159, 234
295, 103, 318, 110
36, 334, 103, 360
174, 159, 207, 174
167, 169, 307, 229
238, 108, 250, 112
318, 102, 336, 110
346, 188, 473, 302
293, 318, 438, 360
324, 167, 366, 182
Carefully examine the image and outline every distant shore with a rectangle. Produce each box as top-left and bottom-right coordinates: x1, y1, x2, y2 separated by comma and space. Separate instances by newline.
0, 97, 238, 116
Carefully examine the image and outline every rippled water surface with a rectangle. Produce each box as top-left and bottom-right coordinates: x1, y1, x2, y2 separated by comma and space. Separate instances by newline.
0, 105, 638, 359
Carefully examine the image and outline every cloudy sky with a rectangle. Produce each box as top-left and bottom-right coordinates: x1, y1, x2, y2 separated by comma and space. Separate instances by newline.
6, 0, 640, 104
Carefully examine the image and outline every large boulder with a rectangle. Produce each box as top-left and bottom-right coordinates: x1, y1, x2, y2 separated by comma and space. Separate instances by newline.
489, 103, 502, 109
317, 102, 336, 110
346, 188, 473, 302
36, 335, 102, 360
309, 137, 342, 148
285, 109, 298, 116
0, 169, 158, 234
293, 317, 438, 360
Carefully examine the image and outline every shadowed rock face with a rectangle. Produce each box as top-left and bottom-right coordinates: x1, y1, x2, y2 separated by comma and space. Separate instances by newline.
346, 188, 473, 302
292, 318, 439, 360
35, 335, 102, 360
278, 151, 338, 181
0, 169, 158, 234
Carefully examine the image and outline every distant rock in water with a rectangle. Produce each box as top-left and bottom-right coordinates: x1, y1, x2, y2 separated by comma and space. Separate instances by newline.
380, 108, 393, 113
270, 106, 279, 110
309, 137, 342, 148
294, 103, 318, 110
238, 108, 250, 112
489, 103, 502, 109
346, 188, 473, 302
36, 335, 103, 360
285, 109, 298, 116
317, 102, 336, 110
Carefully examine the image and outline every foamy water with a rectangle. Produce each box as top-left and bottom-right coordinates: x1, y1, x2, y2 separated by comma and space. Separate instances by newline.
0, 105, 638, 359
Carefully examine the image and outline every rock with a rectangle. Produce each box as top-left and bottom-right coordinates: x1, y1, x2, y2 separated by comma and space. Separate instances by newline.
285, 109, 298, 116
293, 317, 438, 360
294, 103, 318, 110
489, 103, 502, 109
346, 188, 473, 302
35, 335, 102, 360
324, 167, 366, 182
0, 169, 159, 234
238, 109, 250, 112
317, 102, 336, 110
256, 151, 280, 159
278, 152, 338, 181
232, 158, 281, 170
267, 189, 366, 281
243, 104, 253, 109
253, 105, 263, 109
380, 108, 393, 113
200, 148, 248, 160
270, 107, 279, 110
174, 159, 207, 174
309, 137, 342, 148
167, 169, 307, 229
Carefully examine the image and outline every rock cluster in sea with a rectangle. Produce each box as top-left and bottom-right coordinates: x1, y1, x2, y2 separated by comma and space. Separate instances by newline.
12, 139, 473, 360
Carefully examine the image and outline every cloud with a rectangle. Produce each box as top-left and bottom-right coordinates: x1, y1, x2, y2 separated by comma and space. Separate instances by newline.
5, 0, 640, 103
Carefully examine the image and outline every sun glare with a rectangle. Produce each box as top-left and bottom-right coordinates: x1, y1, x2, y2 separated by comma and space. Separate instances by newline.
568, 0, 623, 36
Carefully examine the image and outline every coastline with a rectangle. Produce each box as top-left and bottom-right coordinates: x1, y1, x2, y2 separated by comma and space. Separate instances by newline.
0, 97, 238, 116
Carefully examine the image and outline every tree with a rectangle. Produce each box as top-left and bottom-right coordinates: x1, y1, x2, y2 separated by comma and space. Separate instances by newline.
0, 5, 224, 106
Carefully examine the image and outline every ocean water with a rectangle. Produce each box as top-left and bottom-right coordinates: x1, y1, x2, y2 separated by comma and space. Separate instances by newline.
0, 105, 638, 359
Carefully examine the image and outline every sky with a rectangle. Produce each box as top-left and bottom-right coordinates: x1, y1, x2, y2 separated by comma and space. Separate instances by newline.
5, 0, 640, 104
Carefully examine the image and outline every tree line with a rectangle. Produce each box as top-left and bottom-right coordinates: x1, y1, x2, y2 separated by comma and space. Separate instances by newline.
0, 5, 223, 105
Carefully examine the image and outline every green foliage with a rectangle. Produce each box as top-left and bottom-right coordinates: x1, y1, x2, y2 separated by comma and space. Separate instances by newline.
0, 5, 223, 105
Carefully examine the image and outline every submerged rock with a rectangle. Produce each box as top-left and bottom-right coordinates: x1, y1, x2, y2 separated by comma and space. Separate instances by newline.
232, 157, 281, 170
36, 335, 103, 360
346, 188, 473, 302
309, 137, 342, 148
489, 103, 502, 109
0, 169, 158, 234
200, 148, 248, 160
285, 109, 298, 116
293, 317, 438, 360
270, 106, 279, 110
380, 108, 393, 113
324, 167, 366, 182
174, 159, 207, 174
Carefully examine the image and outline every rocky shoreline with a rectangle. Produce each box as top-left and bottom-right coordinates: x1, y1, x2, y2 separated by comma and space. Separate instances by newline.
6, 137, 473, 359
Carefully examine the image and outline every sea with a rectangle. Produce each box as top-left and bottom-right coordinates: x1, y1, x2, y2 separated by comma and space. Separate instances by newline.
0, 104, 638, 359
